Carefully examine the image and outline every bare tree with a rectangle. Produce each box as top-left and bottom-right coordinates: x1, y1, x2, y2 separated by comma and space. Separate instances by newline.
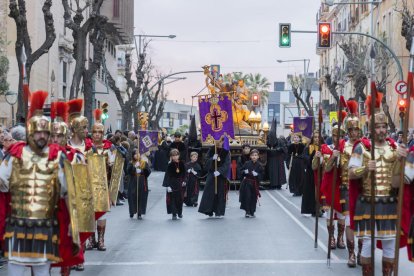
338, 37, 369, 102
9, 0, 56, 120
398, 0, 414, 51
62, 0, 107, 125
288, 75, 315, 117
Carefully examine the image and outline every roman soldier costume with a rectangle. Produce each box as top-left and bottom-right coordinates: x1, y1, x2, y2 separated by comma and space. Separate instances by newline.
0, 91, 72, 275
348, 94, 404, 275
404, 147, 414, 263
85, 109, 124, 251
319, 123, 346, 252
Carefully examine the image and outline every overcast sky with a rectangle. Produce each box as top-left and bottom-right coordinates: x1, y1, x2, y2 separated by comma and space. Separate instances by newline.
134, 0, 321, 106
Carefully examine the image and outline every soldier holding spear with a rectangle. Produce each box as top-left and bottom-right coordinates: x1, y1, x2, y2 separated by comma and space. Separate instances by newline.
348, 84, 407, 275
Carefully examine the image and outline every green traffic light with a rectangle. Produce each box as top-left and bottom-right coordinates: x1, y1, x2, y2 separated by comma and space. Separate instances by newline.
279, 23, 291, 48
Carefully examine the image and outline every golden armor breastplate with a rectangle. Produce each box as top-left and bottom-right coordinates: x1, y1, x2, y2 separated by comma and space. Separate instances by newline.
339, 141, 353, 187
10, 147, 61, 219
361, 144, 397, 197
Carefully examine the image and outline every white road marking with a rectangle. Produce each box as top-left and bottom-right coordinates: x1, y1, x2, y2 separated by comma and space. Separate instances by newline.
275, 188, 329, 234
265, 191, 339, 261
85, 259, 348, 266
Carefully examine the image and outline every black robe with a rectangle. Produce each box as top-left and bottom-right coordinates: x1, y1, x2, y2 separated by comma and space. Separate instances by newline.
162, 161, 186, 216
287, 143, 305, 195
184, 161, 202, 207
239, 160, 264, 215
127, 162, 151, 216
301, 146, 316, 215
154, 141, 170, 172
267, 139, 287, 189
170, 141, 186, 161
236, 154, 250, 181
198, 147, 230, 217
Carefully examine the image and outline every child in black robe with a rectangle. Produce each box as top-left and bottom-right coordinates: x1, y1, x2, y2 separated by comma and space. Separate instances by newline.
162, 149, 186, 220
184, 152, 202, 207
127, 149, 151, 219
239, 149, 264, 218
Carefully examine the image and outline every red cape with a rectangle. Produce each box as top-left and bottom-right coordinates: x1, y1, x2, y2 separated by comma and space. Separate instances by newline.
320, 142, 342, 212
403, 146, 414, 262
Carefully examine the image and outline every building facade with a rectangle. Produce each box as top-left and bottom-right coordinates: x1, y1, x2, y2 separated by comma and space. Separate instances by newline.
317, 0, 413, 132
1, 0, 134, 131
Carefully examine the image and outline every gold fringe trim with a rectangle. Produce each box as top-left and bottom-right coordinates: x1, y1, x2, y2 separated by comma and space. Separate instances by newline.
340, 199, 346, 204
342, 211, 349, 216
353, 214, 398, 220
4, 232, 59, 243
357, 230, 396, 236
5, 251, 61, 262
408, 238, 413, 244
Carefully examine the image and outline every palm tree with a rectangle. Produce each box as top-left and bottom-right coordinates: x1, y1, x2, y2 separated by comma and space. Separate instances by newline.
245, 73, 270, 109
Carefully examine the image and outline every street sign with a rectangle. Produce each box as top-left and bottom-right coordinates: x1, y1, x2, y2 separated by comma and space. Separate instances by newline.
395, 80, 408, 95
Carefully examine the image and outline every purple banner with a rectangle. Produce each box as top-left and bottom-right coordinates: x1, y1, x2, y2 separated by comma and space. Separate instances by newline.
199, 94, 234, 142
138, 130, 159, 155
293, 116, 314, 139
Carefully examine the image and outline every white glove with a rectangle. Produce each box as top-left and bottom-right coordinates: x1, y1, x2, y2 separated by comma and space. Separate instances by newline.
191, 169, 198, 175
212, 154, 218, 160
187, 169, 192, 173
182, 182, 186, 187
244, 169, 249, 174
214, 171, 220, 177
252, 171, 258, 177
167, 187, 172, 193
136, 168, 142, 174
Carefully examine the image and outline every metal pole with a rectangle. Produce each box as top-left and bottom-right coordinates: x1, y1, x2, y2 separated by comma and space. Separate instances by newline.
11, 105, 15, 126
291, 30, 404, 80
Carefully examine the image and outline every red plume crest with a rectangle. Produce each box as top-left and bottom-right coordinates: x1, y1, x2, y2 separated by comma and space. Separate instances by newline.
50, 102, 57, 121
28, 90, 48, 119
338, 110, 348, 123
346, 100, 358, 116
56, 102, 69, 122
67, 99, 83, 114
94, 109, 103, 122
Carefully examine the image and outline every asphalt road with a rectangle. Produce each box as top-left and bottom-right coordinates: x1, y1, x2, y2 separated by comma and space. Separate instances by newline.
2, 171, 414, 276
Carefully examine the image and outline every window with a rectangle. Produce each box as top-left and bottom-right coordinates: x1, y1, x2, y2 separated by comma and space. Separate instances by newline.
113, 0, 120, 18
62, 61, 67, 99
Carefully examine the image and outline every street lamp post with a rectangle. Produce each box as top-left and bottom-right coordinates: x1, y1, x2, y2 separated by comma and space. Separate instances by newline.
133, 34, 176, 58
5, 91, 18, 126
277, 59, 310, 90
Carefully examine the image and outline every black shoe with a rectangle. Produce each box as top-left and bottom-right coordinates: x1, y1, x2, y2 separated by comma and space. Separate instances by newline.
178, 214, 183, 218
172, 215, 177, 220
75, 264, 84, 271
129, 214, 133, 218
276, 186, 282, 190
138, 215, 142, 220
193, 203, 198, 207
116, 200, 124, 206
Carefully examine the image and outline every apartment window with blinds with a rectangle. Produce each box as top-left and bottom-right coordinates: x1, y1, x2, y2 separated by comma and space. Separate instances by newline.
113, 0, 120, 18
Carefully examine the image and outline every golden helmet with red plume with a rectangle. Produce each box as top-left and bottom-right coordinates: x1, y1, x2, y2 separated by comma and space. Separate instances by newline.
51, 101, 69, 136
67, 99, 89, 138
27, 91, 50, 136
92, 109, 104, 134
345, 100, 360, 130
331, 113, 347, 137
365, 82, 386, 126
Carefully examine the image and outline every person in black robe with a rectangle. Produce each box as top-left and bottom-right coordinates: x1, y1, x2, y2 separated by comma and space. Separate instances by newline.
198, 139, 230, 218
127, 149, 151, 219
239, 149, 264, 218
266, 119, 287, 190
170, 132, 186, 161
162, 149, 186, 220
236, 144, 251, 181
301, 132, 323, 216
184, 152, 202, 207
287, 133, 305, 196
154, 136, 171, 172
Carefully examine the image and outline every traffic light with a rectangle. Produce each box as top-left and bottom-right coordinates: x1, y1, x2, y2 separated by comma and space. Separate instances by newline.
398, 98, 407, 118
101, 102, 109, 123
252, 93, 260, 107
317, 22, 332, 48
279, 23, 291, 48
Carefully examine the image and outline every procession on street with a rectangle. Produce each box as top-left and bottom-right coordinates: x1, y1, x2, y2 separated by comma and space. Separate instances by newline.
1, 1, 414, 276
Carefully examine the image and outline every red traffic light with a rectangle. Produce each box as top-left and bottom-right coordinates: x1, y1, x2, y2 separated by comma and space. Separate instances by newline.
398, 99, 407, 111
252, 93, 260, 107
318, 22, 332, 48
